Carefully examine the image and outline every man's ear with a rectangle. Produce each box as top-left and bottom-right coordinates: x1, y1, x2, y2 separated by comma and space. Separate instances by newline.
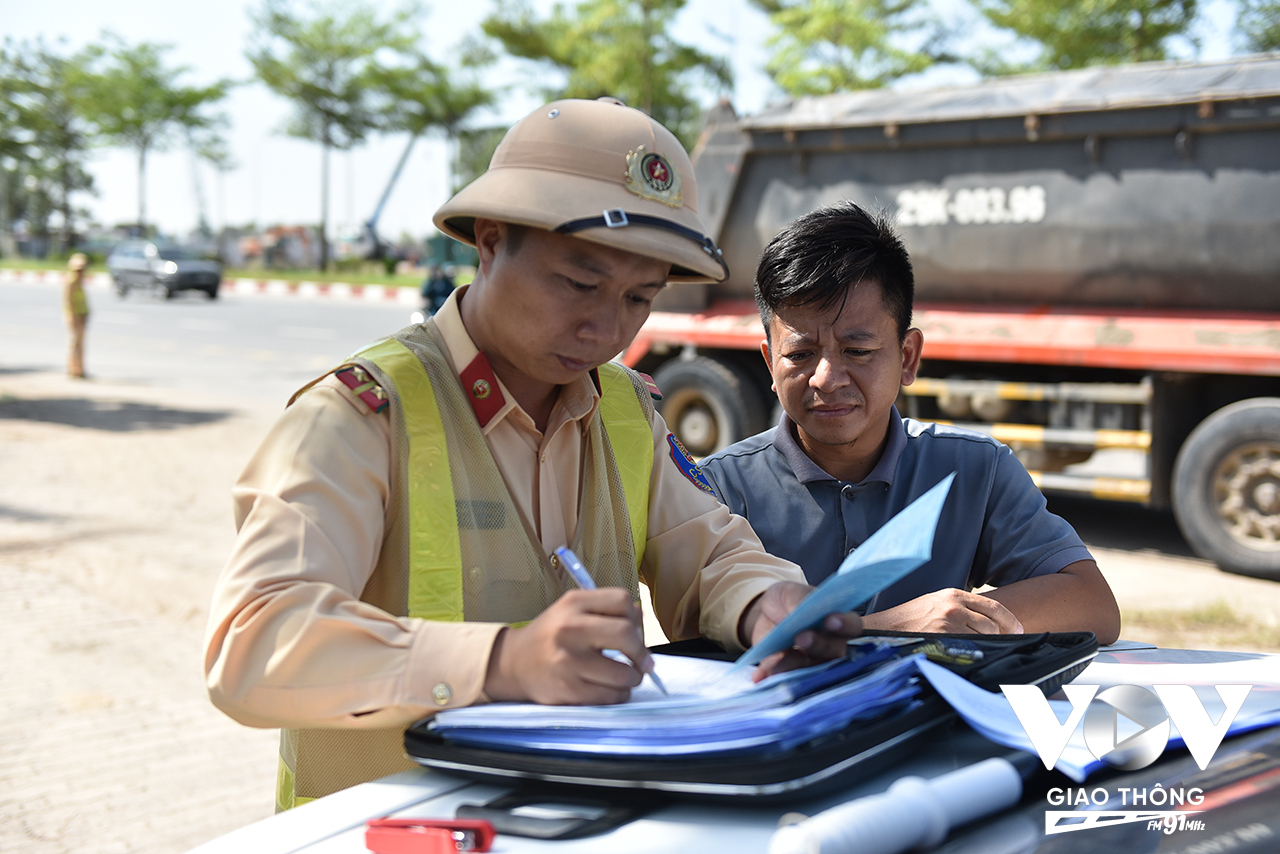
473, 218, 502, 275
759, 338, 777, 393
900, 328, 924, 386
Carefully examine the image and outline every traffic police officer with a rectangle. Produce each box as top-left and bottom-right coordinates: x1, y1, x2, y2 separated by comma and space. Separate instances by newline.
64, 252, 90, 378
204, 98, 861, 810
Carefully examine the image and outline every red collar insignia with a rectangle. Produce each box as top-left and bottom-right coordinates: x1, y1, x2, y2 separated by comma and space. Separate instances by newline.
459, 352, 506, 427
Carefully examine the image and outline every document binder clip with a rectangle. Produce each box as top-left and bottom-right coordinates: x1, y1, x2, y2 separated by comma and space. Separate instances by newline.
365, 817, 495, 853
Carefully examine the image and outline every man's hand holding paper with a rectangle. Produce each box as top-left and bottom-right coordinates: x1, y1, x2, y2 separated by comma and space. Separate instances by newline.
740, 582, 864, 681
734, 473, 956, 681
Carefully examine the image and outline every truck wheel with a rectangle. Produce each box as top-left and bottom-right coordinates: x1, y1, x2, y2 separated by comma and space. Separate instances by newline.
653, 356, 768, 457
114, 276, 129, 298
1172, 398, 1280, 579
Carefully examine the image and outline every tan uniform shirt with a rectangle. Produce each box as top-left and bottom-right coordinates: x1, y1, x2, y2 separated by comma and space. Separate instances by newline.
205, 287, 803, 731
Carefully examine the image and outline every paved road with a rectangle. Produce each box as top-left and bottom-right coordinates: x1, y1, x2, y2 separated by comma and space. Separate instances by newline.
2, 278, 1277, 854
0, 374, 281, 854
0, 279, 414, 407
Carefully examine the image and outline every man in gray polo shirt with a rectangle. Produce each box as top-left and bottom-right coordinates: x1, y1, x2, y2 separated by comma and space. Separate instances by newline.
700, 202, 1120, 642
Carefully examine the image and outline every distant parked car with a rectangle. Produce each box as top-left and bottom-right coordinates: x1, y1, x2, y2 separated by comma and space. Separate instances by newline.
107, 241, 222, 299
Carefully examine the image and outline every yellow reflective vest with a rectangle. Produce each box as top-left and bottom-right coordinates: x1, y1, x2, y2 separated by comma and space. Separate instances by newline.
276, 332, 654, 811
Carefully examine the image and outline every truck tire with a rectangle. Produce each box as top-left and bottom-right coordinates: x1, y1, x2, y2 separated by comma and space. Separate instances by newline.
653, 356, 768, 457
1172, 398, 1280, 579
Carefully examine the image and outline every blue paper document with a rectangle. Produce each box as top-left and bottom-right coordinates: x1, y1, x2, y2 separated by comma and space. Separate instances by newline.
732, 472, 955, 671
917, 655, 1280, 782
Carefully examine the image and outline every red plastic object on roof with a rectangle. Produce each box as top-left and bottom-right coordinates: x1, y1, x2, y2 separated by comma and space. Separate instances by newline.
365, 817, 495, 854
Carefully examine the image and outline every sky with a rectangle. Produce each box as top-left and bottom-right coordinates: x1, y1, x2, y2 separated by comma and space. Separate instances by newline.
5, 0, 1242, 244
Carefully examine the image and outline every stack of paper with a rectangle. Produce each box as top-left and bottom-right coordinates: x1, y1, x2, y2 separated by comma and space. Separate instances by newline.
429, 643, 923, 756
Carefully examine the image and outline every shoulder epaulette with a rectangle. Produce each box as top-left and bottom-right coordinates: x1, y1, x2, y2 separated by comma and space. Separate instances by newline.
334, 365, 389, 414
637, 371, 663, 401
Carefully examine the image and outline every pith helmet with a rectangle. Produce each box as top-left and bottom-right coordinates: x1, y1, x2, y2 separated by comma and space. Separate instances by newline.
434, 97, 727, 283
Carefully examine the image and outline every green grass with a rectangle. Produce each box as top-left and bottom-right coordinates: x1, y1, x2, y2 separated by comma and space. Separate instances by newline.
222, 267, 423, 288
1121, 601, 1280, 652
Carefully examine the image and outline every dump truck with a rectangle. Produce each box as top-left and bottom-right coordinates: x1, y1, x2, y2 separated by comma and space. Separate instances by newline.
623, 55, 1280, 579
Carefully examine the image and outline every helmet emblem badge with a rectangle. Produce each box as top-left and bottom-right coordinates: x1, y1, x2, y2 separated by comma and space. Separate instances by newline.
625, 146, 682, 207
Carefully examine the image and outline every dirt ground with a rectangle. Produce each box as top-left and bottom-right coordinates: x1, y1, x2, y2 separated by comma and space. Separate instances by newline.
0, 371, 280, 854
1, 368, 1278, 853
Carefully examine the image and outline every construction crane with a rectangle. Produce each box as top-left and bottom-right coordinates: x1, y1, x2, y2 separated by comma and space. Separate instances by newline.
363, 133, 420, 263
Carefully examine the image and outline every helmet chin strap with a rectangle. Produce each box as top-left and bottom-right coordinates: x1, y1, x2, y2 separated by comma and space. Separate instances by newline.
555, 209, 729, 280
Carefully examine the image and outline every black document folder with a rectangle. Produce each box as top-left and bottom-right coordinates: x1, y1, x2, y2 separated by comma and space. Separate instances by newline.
404, 631, 1099, 800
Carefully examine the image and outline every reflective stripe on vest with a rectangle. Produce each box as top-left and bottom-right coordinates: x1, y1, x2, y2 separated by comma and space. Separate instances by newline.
595, 362, 652, 568
361, 337, 465, 621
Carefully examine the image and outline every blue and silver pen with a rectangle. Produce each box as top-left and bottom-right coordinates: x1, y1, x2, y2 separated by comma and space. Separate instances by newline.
553, 546, 669, 697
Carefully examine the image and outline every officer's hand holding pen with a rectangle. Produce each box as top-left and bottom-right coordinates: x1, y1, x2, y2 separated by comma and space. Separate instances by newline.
480, 550, 656, 706
553, 547, 668, 696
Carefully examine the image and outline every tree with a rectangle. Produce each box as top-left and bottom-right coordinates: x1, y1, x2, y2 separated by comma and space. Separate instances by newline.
247, 0, 426, 270
482, 0, 731, 147
366, 52, 493, 256
9, 40, 99, 249
970, 0, 1199, 73
0, 44, 26, 256
80, 33, 231, 235
754, 0, 945, 95
187, 128, 238, 238
1238, 0, 1280, 52
453, 125, 509, 192
1, 39, 99, 252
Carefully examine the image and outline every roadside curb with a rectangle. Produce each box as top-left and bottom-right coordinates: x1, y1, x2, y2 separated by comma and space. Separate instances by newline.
0, 267, 421, 305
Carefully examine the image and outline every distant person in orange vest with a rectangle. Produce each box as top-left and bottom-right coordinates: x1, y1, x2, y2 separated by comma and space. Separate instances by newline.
64, 253, 90, 379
